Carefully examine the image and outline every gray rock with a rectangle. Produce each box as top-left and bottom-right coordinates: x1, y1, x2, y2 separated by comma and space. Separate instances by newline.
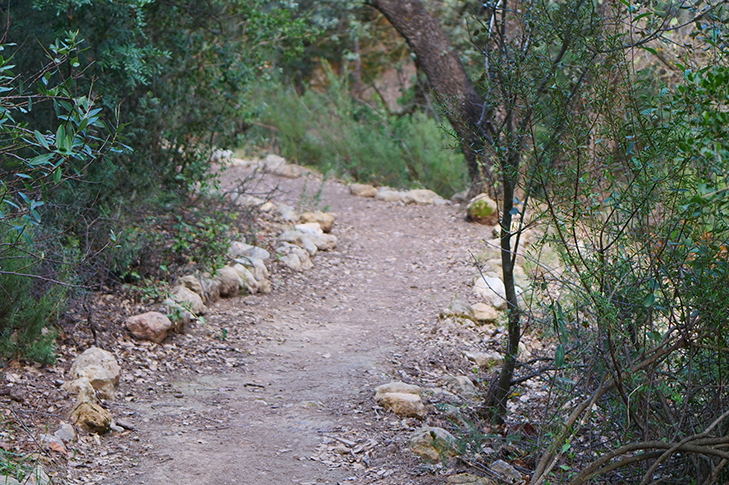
490, 460, 522, 484
276, 203, 298, 222
450, 190, 469, 204
277, 242, 313, 272
408, 427, 457, 462
53, 422, 76, 443
448, 299, 475, 319
473, 275, 508, 310
350, 183, 378, 197
21, 465, 51, 485
262, 153, 286, 171
126, 312, 173, 344
440, 375, 479, 400
278, 229, 337, 254
272, 164, 302, 178
278, 230, 318, 255
228, 241, 270, 261
375, 187, 406, 203
68, 347, 121, 400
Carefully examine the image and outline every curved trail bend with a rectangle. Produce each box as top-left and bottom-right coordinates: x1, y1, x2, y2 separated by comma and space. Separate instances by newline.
119, 169, 490, 485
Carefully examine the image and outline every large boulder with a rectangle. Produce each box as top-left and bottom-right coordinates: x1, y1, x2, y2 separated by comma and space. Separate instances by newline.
408, 427, 457, 462
233, 255, 271, 294
68, 347, 121, 400
350, 183, 378, 197
467, 194, 498, 225
300, 211, 335, 233
126, 312, 173, 344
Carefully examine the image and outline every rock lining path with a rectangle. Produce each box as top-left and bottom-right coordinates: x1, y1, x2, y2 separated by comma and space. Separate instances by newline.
114, 168, 492, 485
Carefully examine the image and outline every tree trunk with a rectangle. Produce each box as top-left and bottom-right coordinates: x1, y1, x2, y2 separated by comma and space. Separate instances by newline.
367, 0, 485, 183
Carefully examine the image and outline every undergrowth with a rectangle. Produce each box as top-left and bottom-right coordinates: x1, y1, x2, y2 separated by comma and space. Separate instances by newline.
244, 64, 468, 197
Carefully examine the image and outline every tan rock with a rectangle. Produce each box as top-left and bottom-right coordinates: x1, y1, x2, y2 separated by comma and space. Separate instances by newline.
467, 194, 498, 225
350, 183, 378, 197
126, 312, 173, 344
374, 381, 421, 400
214, 266, 241, 298
70, 401, 111, 434
299, 211, 335, 233
378, 392, 426, 418
176, 275, 203, 296
403, 189, 442, 205
472, 303, 500, 323
491, 460, 522, 484
408, 427, 457, 462
447, 473, 497, 485
170, 285, 206, 315
69, 347, 121, 400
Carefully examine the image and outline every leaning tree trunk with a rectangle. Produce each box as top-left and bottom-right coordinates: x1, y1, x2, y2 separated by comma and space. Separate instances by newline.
367, 0, 485, 183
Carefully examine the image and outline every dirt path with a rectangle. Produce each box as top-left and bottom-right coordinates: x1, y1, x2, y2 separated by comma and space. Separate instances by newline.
108, 170, 491, 484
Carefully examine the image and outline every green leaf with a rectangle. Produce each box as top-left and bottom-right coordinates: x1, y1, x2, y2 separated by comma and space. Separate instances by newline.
555, 344, 565, 368
34, 130, 49, 149
643, 293, 656, 307
30, 153, 54, 166
55, 124, 65, 149
53, 167, 62, 184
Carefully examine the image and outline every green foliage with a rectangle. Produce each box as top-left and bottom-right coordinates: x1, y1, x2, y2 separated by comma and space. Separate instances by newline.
0, 238, 63, 365
524, 16, 729, 482
247, 65, 468, 196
